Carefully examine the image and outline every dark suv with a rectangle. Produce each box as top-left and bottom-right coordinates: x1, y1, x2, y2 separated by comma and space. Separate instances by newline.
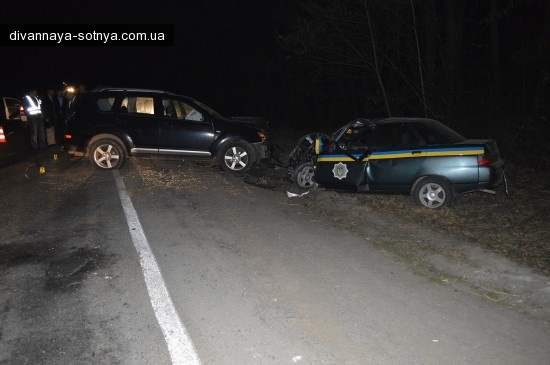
64, 88, 271, 172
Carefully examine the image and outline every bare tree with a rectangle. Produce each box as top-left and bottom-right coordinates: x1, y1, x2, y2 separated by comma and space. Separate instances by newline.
363, 0, 391, 116
281, 0, 442, 119
409, 0, 427, 117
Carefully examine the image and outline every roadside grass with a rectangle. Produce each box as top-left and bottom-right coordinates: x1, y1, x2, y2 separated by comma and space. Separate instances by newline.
358, 167, 550, 276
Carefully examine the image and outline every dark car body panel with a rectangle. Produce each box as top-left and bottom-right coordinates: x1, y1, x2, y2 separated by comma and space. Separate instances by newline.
159, 117, 214, 154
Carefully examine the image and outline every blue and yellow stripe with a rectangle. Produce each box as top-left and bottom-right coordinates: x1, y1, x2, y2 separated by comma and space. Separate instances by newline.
317, 146, 484, 163
314, 138, 323, 155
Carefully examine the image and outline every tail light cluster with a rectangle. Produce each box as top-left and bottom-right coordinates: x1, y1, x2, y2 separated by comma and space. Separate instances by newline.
478, 156, 494, 166
0, 126, 6, 143
478, 147, 494, 166
19, 106, 28, 121
478, 141, 500, 166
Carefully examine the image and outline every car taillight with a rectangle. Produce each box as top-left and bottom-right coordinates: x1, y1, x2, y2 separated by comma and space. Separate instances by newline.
478, 157, 493, 166
0, 126, 6, 143
19, 106, 25, 115
64, 134, 72, 140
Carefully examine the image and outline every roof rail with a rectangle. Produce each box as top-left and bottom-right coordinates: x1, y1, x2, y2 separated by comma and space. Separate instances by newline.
91, 87, 178, 95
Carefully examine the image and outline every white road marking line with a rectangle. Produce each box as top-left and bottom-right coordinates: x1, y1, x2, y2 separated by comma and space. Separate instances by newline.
114, 170, 201, 365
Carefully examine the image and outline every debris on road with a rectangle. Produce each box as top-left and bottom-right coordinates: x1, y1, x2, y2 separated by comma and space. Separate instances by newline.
286, 191, 309, 198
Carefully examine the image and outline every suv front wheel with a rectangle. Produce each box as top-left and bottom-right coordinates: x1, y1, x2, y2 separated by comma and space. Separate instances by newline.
217, 140, 256, 173
89, 138, 126, 169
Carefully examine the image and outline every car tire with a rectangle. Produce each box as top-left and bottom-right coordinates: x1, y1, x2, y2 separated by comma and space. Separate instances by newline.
218, 140, 256, 173
89, 138, 125, 170
413, 177, 453, 209
291, 162, 316, 189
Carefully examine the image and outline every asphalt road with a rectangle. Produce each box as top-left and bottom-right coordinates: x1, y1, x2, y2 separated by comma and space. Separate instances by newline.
1, 151, 548, 364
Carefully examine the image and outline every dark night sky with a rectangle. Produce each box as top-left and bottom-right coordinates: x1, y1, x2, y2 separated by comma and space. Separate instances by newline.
4, 0, 548, 131
2, 0, 287, 115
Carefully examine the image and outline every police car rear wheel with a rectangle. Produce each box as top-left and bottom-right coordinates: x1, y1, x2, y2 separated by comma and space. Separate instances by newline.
413, 177, 453, 209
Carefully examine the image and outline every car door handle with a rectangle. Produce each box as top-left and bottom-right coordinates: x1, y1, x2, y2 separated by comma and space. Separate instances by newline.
411, 150, 422, 155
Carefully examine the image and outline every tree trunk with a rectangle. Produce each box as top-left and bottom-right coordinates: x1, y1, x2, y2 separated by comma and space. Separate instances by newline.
410, 0, 428, 117
444, 2, 465, 99
532, 0, 550, 118
421, 0, 438, 116
490, 0, 502, 113
364, 0, 392, 117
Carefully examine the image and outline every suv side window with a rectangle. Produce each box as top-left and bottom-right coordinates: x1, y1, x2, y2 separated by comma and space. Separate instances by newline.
97, 97, 116, 112
121, 96, 154, 115
162, 99, 204, 122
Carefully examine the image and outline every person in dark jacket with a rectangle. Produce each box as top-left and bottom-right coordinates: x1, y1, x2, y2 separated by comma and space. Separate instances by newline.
53, 88, 68, 145
41, 88, 56, 145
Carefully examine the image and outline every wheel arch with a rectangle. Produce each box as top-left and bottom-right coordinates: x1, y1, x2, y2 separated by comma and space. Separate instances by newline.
410, 175, 457, 197
87, 133, 130, 158
212, 134, 251, 155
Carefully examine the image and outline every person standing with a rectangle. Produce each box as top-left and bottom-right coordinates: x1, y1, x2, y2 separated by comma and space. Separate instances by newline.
40, 88, 56, 145
23, 88, 46, 151
66, 92, 76, 114
54, 88, 68, 145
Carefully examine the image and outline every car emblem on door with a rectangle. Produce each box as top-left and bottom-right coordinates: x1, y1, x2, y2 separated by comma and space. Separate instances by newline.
332, 162, 349, 180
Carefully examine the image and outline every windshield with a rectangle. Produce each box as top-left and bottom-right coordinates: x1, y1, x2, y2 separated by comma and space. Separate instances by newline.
331, 119, 370, 141
331, 125, 348, 140
187, 97, 225, 120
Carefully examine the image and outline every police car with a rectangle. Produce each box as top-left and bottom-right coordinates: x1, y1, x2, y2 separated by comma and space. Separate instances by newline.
289, 118, 507, 209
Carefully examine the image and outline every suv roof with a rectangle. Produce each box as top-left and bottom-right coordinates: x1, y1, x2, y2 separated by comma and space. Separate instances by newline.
91, 88, 178, 96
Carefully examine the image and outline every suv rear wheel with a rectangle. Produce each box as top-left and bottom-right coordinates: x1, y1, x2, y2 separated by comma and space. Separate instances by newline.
89, 138, 125, 169
218, 140, 255, 173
